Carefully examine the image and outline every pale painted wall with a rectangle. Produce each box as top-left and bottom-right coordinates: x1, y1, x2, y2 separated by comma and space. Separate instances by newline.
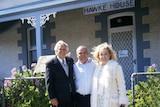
0, 23, 22, 80
142, 0, 160, 70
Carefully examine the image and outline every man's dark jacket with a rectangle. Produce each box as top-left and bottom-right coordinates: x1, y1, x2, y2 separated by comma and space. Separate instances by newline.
46, 56, 75, 103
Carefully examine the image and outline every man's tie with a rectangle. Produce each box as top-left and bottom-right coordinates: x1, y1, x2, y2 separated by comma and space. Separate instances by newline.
62, 60, 65, 66
62, 60, 68, 76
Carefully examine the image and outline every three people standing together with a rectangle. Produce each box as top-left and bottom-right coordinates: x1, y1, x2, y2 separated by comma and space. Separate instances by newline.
46, 40, 128, 107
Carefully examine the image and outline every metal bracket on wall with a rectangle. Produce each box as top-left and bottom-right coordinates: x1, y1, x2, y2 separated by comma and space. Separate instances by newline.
21, 12, 56, 28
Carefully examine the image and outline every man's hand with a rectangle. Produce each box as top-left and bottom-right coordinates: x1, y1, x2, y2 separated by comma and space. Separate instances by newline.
51, 98, 58, 107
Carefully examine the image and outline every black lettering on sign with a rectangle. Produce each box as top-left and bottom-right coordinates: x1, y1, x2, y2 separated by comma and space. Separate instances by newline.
83, 0, 135, 15
110, 0, 134, 10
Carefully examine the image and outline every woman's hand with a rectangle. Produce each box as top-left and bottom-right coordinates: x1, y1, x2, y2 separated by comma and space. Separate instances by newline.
120, 104, 125, 107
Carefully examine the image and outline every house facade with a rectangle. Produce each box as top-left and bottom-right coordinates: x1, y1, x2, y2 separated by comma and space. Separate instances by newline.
0, 0, 160, 89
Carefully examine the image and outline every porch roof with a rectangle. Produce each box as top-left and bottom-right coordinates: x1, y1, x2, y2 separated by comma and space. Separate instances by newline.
0, 0, 115, 22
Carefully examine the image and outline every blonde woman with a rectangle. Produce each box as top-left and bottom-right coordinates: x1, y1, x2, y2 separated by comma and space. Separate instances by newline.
91, 42, 128, 107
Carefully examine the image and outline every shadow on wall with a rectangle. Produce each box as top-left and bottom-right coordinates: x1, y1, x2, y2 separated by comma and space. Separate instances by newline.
0, 20, 19, 34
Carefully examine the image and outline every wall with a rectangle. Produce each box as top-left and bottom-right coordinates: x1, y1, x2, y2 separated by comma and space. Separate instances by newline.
142, 0, 160, 70
0, 23, 22, 79
50, 8, 101, 60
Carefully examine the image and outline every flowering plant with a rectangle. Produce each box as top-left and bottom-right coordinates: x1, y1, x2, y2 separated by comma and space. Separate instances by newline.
3, 65, 51, 107
147, 63, 158, 72
128, 64, 160, 107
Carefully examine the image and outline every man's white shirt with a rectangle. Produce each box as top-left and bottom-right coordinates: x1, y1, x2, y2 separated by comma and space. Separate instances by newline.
74, 59, 95, 95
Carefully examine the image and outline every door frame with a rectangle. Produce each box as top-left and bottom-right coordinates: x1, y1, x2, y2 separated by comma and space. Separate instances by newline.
107, 12, 137, 72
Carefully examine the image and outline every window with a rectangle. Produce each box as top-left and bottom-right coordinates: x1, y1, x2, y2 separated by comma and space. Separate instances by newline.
27, 28, 46, 66
110, 16, 133, 28
29, 28, 46, 50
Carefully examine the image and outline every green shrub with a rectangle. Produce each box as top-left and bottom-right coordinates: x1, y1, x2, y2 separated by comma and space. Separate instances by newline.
128, 64, 160, 107
3, 65, 51, 107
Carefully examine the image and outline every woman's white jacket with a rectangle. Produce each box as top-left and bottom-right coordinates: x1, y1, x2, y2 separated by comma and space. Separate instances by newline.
91, 60, 128, 107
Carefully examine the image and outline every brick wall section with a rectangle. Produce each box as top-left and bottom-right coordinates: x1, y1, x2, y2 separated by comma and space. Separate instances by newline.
50, 8, 101, 60
0, 23, 22, 79
142, 0, 160, 70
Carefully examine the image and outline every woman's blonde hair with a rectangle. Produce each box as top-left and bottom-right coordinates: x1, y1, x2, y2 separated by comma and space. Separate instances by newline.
91, 42, 117, 63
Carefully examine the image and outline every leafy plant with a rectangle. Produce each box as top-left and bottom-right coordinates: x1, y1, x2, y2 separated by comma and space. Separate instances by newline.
128, 64, 160, 107
3, 65, 51, 107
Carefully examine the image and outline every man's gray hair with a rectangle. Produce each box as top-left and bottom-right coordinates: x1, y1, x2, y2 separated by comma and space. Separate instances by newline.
76, 45, 88, 54
54, 40, 69, 52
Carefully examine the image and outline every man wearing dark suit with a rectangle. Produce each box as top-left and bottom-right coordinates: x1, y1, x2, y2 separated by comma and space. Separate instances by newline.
46, 40, 75, 107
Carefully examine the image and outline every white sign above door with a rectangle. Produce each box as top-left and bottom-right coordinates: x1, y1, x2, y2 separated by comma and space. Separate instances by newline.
83, 0, 135, 15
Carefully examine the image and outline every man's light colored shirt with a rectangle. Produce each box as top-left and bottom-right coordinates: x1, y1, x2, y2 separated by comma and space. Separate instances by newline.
74, 59, 95, 95
57, 56, 66, 65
